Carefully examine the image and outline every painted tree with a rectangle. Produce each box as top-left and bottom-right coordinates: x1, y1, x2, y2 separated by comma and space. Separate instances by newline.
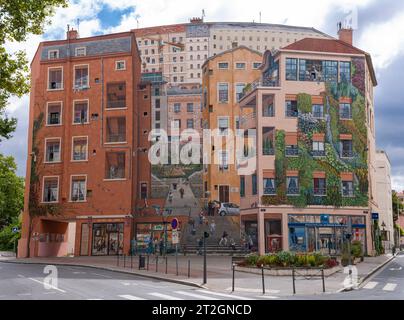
0, 0, 68, 141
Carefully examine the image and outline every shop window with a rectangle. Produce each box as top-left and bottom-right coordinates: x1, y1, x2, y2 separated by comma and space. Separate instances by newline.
43, 177, 59, 203
106, 117, 126, 143
105, 152, 126, 179
92, 223, 123, 256
47, 102, 62, 125
71, 176, 86, 202
48, 67, 63, 90
45, 138, 61, 163
289, 226, 306, 251
107, 82, 126, 109
72, 137, 88, 161
73, 100, 89, 124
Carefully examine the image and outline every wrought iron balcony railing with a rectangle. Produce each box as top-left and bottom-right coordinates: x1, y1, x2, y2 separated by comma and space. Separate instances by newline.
312, 150, 326, 157
263, 147, 275, 156
342, 189, 354, 197
339, 110, 352, 119
287, 187, 300, 195
313, 188, 327, 196
263, 187, 276, 195
286, 109, 299, 117
285, 148, 299, 156
341, 150, 354, 158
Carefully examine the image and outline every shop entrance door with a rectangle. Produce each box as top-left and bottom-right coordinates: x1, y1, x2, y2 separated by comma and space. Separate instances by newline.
317, 228, 333, 255
219, 185, 229, 203
108, 232, 119, 255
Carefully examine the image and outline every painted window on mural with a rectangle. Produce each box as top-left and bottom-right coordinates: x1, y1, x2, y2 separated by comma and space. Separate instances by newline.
43, 177, 59, 203
105, 152, 126, 179
287, 177, 299, 195
263, 178, 276, 195
285, 58, 298, 80
285, 100, 298, 117
71, 176, 86, 202
339, 103, 352, 119
313, 178, 326, 196
340, 61, 351, 82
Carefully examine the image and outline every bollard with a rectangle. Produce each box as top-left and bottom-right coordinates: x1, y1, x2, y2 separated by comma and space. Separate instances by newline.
124, 254, 126, 268
292, 268, 296, 294
261, 264, 265, 295
165, 256, 168, 274
147, 254, 150, 271
131, 253, 133, 269
321, 269, 325, 293
187, 260, 190, 278
117, 253, 119, 267
156, 255, 159, 272
232, 263, 235, 292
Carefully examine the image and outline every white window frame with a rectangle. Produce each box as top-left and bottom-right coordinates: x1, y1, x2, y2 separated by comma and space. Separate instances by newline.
218, 150, 229, 171
72, 99, 90, 125
71, 136, 88, 162
44, 137, 62, 164
115, 60, 126, 71
252, 62, 261, 69
75, 47, 86, 57
69, 174, 87, 202
47, 66, 64, 91
235, 82, 246, 102
217, 116, 229, 136
235, 61, 246, 70
217, 82, 229, 103
217, 61, 229, 70
46, 101, 63, 126
48, 49, 59, 60
73, 64, 90, 89
42, 176, 60, 203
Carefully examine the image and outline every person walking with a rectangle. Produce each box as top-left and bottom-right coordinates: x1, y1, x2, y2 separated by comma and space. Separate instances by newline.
210, 220, 216, 234
159, 238, 164, 256
229, 238, 236, 250
168, 191, 173, 203
197, 238, 203, 255
219, 231, 228, 246
199, 211, 204, 225
179, 187, 185, 199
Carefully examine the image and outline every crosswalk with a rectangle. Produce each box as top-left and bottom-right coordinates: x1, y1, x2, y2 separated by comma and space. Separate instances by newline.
362, 281, 399, 292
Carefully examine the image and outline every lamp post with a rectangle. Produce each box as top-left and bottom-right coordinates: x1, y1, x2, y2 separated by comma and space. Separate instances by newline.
381, 221, 386, 252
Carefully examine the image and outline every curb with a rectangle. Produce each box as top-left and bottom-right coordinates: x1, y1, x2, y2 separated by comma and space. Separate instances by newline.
339, 253, 398, 292
0, 259, 207, 289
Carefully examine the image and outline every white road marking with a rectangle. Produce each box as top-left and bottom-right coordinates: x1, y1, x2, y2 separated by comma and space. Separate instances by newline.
17, 293, 32, 296
226, 287, 280, 294
382, 283, 397, 291
257, 295, 280, 299
72, 271, 86, 274
121, 282, 131, 286
174, 291, 219, 300
363, 281, 378, 289
28, 277, 66, 293
118, 294, 146, 300
389, 267, 402, 271
91, 273, 112, 279
196, 290, 253, 300
87, 298, 104, 300
149, 292, 184, 300
17, 274, 25, 278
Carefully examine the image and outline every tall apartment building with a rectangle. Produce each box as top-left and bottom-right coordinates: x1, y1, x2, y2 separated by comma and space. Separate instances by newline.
18, 29, 175, 258
238, 27, 378, 255
202, 46, 262, 204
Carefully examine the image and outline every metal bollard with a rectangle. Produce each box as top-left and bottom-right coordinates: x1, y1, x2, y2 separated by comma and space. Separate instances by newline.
131, 253, 133, 269
124, 254, 126, 268
147, 254, 150, 271
261, 264, 265, 295
156, 255, 159, 272
321, 269, 325, 293
187, 260, 190, 278
232, 263, 235, 292
165, 256, 168, 274
117, 253, 119, 267
292, 268, 296, 294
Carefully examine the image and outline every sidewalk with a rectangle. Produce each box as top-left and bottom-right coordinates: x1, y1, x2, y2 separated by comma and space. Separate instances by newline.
1, 253, 396, 297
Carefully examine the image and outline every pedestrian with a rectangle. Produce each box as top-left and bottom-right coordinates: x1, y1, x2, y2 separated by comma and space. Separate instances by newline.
179, 187, 185, 199
204, 215, 209, 226
131, 238, 137, 256
248, 235, 253, 251
199, 211, 204, 225
168, 191, 173, 203
159, 238, 164, 256
148, 238, 154, 255
219, 231, 228, 246
153, 238, 158, 254
230, 238, 236, 250
210, 220, 216, 234
197, 238, 203, 255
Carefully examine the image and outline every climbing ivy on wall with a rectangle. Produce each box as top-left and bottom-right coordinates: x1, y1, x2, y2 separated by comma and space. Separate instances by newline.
262, 58, 369, 208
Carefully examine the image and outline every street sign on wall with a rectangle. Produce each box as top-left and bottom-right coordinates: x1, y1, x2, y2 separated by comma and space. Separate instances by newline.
372, 213, 379, 220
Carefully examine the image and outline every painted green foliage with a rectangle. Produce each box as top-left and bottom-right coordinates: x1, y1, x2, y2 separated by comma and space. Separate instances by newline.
262, 58, 368, 207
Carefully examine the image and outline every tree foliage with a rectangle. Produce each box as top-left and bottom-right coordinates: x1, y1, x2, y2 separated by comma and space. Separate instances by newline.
0, 0, 68, 141
0, 154, 24, 228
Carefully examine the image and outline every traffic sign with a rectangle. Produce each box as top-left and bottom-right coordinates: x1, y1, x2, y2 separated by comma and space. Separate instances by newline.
372, 212, 379, 220
171, 218, 178, 230
172, 230, 179, 244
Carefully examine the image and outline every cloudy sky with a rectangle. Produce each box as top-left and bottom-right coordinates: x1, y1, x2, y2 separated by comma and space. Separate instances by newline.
1, 0, 404, 191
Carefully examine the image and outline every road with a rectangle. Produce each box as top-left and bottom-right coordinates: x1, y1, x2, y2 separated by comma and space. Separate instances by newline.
0, 262, 275, 300
290, 252, 404, 300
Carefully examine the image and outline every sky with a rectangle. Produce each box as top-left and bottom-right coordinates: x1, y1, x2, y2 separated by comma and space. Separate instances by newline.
1, 0, 404, 191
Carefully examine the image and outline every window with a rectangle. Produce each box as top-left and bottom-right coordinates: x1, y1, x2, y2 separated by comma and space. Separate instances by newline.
105, 152, 126, 179
218, 150, 229, 171
342, 180, 354, 197
340, 140, 353, 158
340, 61, 351, 82
313, 178, 326, 196
174, 103, 181, 113
173, 76, 177, 82
48, 50, 59, 60
287, 177, 299, 195
235, 83, 246, 102
339, 103, 352, 119
218, 117, 229, 136
71, 176, 86, 202
312, 141, 325, 157
263, 102, 274, 117
75, 47, 86, 57
286, 58, 298, 80
218, 62, 229, 69
45, 139, 61, 163
252, 174, 257, 195
140, 182, 148, 199
187, 103, 193, 112
190, 73, 194, 78
323, 61, 338, 82
262, 127, 275, 155
312, 104, 324, 118
285, 144, 299, 157
74, 65, 89, 89
235, 62, 246, 69
299, 59, 322, 81
73, 100, 89, 124
218, 83, 228, 102
47, 102, 62, 125
263, 178, 276, 195
107, 82, 126, 108
72, 137, 88, 161
235, 116, 240, 130
48, 67, 63, 90
240, 176, 245, 197
252, 62, 261, 69
106, 117, 126, 143
186, 119, 194, 129
43, 177, 59, 203
285, 100, 298, 117
173, 66, 177, 72
116, 60, 126, 70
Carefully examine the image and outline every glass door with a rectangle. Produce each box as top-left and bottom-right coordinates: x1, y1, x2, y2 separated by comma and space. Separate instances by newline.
108, 232, 119, 255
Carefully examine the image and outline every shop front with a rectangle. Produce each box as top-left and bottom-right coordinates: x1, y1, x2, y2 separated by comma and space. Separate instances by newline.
91, 223, 124, 256
135, 222, 178, 253
288, 214, 367, 255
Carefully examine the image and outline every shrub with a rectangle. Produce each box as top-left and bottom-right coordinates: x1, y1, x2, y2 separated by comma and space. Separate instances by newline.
307, 254, 316, 267
351, 240, 363, 258
313, 252, 327, 266
324, 258, 339, 269
245, 253, 259, 266
276, 251, 294, 267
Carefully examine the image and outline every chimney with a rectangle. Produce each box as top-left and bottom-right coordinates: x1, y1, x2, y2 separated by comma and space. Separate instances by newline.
337, 23, 353, 45
67, 28, 79, 40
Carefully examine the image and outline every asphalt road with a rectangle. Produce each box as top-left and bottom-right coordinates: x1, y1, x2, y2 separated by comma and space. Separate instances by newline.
0, 262, 275, 300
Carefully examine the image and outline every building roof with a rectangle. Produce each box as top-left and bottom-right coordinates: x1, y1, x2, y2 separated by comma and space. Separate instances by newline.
202, 45, 262, 68
281, 38, 377, 86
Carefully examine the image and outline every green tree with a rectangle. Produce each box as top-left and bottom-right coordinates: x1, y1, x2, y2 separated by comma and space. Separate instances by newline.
392, 190, 403, 221
0, 0, 68, 141
0, 154, 24, 228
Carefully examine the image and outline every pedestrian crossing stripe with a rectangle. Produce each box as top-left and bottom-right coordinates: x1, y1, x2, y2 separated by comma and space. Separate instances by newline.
196, 290, 254, 300
363, 281, 378, 289
174, 291, 219, 300
118, 294, 146, 300
149, 292, 184, 300
382, 283, 397, 291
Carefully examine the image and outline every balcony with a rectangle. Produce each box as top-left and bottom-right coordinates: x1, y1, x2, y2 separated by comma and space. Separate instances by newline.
312, 150, 325, 157
240, 78, 280, 100
285, 147, 299, 157
287, 187, 300, 195
286, 109, 298, 118
263, 187, 276, 195
313, 188, 327, 196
